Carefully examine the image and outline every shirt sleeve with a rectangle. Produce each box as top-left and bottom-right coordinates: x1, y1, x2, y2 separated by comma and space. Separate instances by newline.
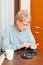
2, 27, 12, 51
27, 27, 36, 44
2, 26, 21, 51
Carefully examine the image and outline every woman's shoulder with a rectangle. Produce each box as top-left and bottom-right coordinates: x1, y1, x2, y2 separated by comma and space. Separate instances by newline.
3, 25, 14, 33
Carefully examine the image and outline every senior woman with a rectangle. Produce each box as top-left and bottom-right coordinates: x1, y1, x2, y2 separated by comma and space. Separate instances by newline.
2, 10, 38, 52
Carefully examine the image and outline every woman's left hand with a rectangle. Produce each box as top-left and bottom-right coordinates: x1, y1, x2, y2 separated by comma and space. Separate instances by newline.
30, 43, 39, 49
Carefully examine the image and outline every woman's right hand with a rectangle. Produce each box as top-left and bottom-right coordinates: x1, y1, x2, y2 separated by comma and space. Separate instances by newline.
21, 43, 30, 48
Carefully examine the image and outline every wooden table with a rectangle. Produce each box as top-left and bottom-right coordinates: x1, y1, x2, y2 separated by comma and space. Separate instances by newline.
2, 49, 43, 65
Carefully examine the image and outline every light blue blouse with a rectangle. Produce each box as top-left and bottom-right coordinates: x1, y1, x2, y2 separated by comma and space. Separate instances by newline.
2, 25, 35, 51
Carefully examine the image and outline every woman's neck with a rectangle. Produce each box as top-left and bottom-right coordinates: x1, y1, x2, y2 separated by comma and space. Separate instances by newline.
14, 24, 19, 31
14, 24, 22, 32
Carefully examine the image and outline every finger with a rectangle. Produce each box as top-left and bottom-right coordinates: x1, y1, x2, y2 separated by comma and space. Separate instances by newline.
25, 45, 29, 49
36, 43, 39, 46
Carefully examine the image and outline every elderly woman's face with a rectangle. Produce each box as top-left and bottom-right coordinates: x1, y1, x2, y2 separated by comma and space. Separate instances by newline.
16, 19, 30, 31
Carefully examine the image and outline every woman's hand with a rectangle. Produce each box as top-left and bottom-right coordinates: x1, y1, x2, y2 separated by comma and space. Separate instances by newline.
30, 43, 39, 49
21, 43, 30, 48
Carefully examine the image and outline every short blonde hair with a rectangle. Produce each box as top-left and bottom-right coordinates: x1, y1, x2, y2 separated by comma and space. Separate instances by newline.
15, 10, 31, 23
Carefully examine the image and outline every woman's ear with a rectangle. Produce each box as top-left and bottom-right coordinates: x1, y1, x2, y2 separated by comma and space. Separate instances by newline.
16, 19, 20, 24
